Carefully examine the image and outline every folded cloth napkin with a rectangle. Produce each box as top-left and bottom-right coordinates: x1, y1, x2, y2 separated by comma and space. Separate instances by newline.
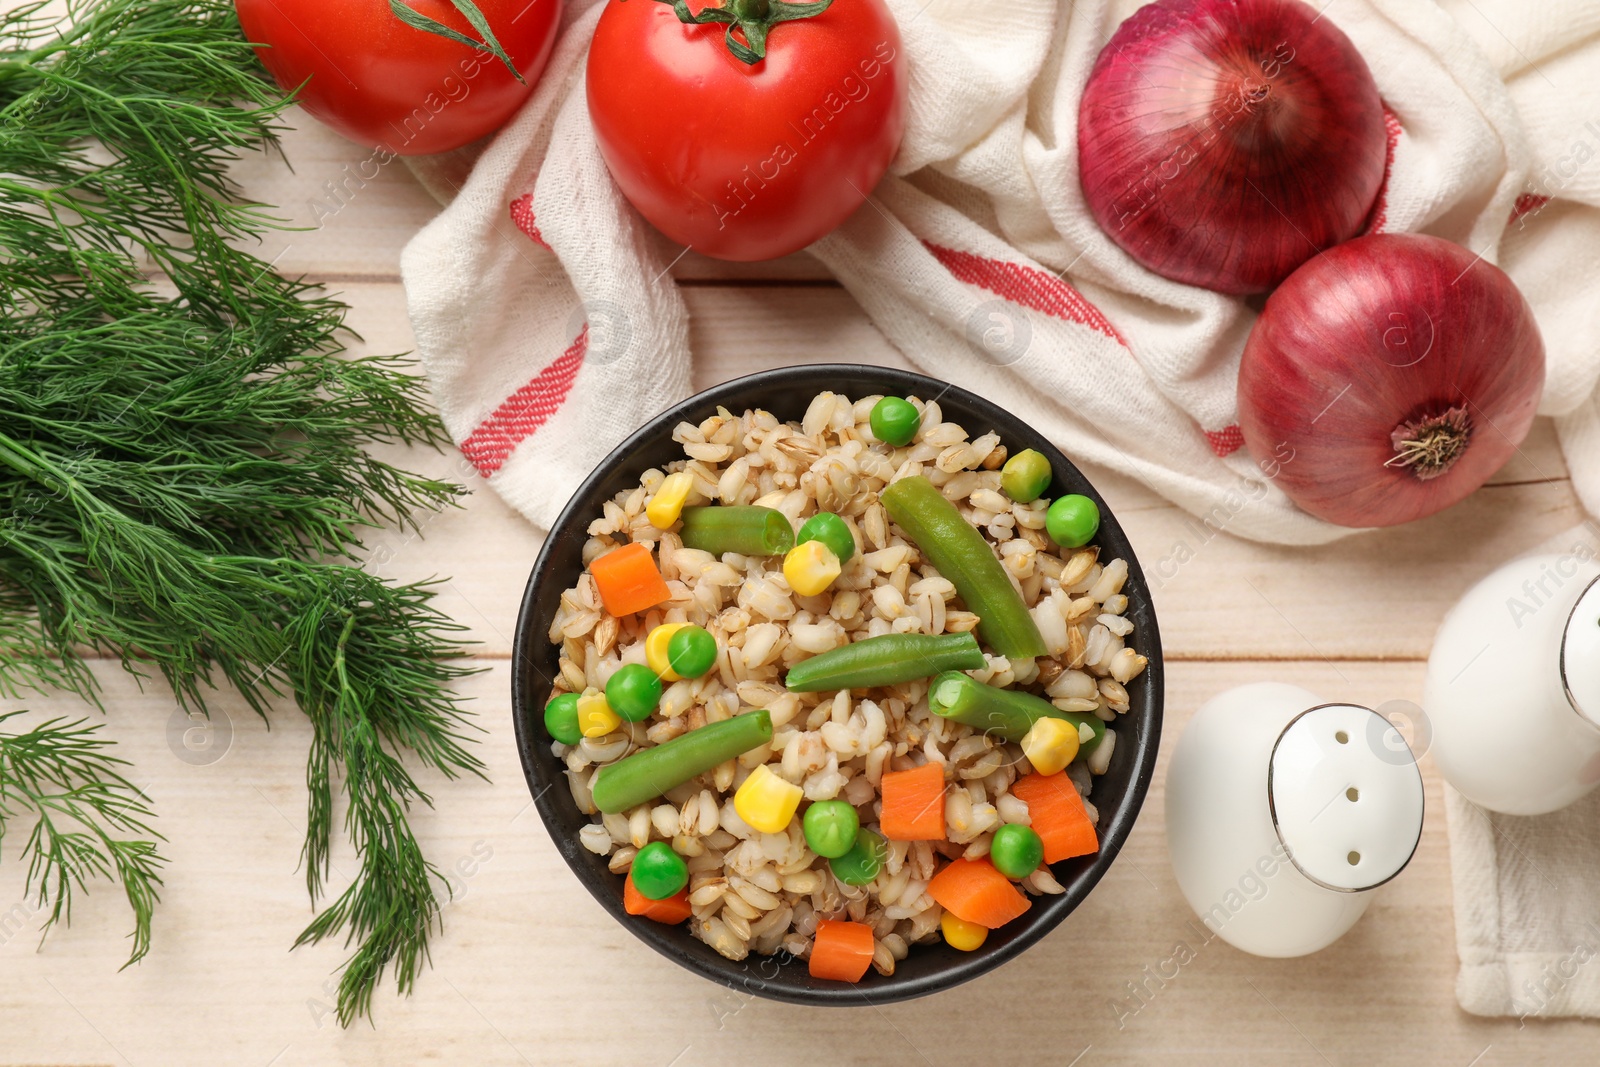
399, 0, 1600, 1016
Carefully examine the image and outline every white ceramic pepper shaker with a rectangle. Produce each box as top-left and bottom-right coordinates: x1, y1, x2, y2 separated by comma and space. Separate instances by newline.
1165, 682, 1425, 957
1424, 554, 1600, 815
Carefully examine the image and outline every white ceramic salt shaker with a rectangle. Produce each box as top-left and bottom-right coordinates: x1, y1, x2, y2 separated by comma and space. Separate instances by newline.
1423, 554, 1600, 815
1165, 682, 1424, 957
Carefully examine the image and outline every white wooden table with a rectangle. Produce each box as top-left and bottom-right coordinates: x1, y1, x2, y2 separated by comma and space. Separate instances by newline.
1, 112, 1594, 1067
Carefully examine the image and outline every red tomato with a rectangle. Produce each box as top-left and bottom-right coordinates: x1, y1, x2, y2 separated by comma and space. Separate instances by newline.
235, 0, 561, 156
586, 0, 907, 261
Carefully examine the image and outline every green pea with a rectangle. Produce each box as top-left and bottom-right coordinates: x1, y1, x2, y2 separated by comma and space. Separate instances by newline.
631, 841, 689, 901
829, 828, 886, 886
802, 800, 860, 859
869, 396, 921, 447
990, 823, 1044, 879
797, 512, 856, 565
1045, 494, 1101, 548
543, 692, 582, 745
1001, 449, 1052, 504
666, 625, 718, 679
605, 663, 662, 722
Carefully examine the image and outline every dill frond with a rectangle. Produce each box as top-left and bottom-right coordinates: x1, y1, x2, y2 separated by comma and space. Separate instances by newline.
0, 710, 164, 967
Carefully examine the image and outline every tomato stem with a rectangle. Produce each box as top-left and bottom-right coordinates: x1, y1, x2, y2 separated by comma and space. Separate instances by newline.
1385, 405, 1472, 481
388, 0, 524, 83
657, 0, 836, 65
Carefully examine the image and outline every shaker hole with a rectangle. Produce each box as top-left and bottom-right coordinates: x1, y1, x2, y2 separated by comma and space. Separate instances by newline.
1346, 787, 1360, 802
1335, 731, 1349, 744
1347, 851, 1361, 866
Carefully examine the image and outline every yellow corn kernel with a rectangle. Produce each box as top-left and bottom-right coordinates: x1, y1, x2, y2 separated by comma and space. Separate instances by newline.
645, 622, 688, 682
941, 911, 989, 951
733, 764, 803, 835
646, 471, 695, 529
782, 540, 841, 598
576, 688, 621, 738
1021, 716, 1080, 776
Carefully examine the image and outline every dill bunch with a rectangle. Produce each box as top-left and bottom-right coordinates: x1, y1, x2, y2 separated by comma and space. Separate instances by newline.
0, 0, 483, 1024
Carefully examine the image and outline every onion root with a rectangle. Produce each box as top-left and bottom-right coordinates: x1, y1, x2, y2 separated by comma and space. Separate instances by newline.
1385, 406, 1473, 481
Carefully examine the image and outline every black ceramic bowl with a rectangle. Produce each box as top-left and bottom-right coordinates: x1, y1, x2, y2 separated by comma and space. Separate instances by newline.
512, 364, 1163, 1005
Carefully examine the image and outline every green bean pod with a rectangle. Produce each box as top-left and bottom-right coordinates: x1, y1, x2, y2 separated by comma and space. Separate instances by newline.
880, 476, 1048, 659
784, 632, 986, 692
679, 506, 795, 556
590, 710, 773, 814
927, 671, 1074, 744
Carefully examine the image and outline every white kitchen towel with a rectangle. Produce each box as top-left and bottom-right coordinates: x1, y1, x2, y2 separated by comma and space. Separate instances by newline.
1442, 518, 1600, 1021
400, 0, 1600, 545
1447, 783, 1600, 1020
400, 0, 1600, 1019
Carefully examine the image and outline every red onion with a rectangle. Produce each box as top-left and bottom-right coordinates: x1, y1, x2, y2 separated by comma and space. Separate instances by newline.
1078, 0, 1388, 294
1238, 234, 1545, 528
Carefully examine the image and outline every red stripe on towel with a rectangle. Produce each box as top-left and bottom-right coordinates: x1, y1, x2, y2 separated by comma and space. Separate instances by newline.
1204, 425, 1245, 458
1363, 106, 1404, 235
922, 241, 1127, 347
1509, 193, 1551, 227
460, 326, 588, 477
510, 193, 550, 250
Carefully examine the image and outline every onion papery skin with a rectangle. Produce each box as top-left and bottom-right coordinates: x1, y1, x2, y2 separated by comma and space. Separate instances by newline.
1078, 0, 1387, 294
1237, 233, 1545, 528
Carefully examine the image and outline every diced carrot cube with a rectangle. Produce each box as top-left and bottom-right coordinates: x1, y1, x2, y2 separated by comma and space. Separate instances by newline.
1010, 770, 1098, 863
589, 541, 672, 616
879, 762, 946, 841
927, 858, 1031, 928
810, 920, 875, 982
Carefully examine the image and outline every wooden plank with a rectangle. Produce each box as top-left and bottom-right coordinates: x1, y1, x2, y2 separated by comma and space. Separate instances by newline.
332, 280, 1583, 662
387, 441, 1584, 665
228, 111, 832, 284
0, 660, 1584, 1065
329, 277, 1573, 493
1107, 462, 1587, 662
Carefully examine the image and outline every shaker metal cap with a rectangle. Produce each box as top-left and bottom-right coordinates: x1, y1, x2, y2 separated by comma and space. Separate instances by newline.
1268, 704, 1425, 893
1563, 576, 1600, 728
